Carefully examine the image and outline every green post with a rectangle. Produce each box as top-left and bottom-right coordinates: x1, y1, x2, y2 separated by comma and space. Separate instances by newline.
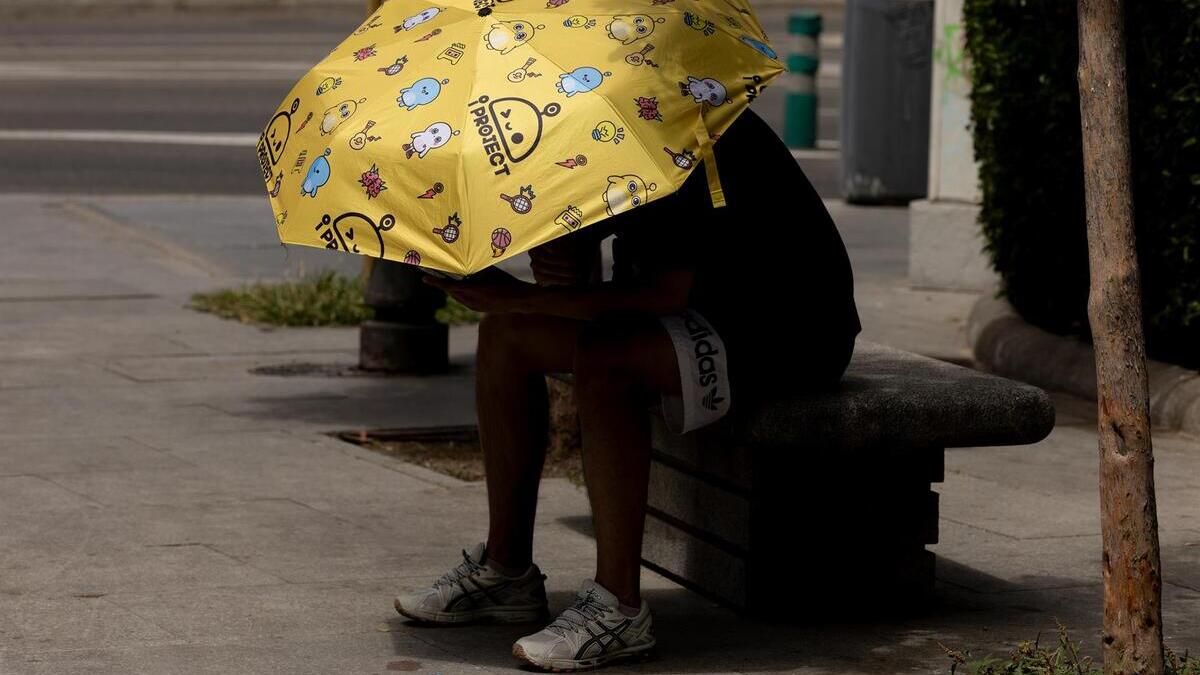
784, 11, 822, 149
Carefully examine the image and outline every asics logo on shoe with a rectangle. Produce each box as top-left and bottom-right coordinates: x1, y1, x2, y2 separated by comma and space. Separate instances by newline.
445, 576, 513, 610
575, 618, 632, 660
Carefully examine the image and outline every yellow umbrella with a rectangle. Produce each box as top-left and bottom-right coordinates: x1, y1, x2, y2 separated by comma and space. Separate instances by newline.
259, 0, 783, 276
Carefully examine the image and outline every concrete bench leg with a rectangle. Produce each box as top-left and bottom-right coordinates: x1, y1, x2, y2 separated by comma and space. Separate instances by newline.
642, 417, 943, 614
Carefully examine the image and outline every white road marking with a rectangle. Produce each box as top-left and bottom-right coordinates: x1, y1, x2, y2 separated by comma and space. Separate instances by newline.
0, 61, 311, 81
0, 129, 257, 147
2, 59, 314, 71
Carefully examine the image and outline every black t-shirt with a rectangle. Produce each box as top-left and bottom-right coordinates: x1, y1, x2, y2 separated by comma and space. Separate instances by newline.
601, 109, 861, 380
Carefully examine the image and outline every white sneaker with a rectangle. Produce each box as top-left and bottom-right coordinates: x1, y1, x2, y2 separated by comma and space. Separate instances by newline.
393, 543, 548, 624
512, 579, 656, 671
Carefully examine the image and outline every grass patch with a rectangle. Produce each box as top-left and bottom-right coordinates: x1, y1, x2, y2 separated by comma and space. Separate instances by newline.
942, 622, 1198, 674
190, 270, 481, 327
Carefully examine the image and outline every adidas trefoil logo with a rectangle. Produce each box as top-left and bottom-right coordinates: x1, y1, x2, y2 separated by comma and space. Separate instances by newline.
701, 387, 725, 411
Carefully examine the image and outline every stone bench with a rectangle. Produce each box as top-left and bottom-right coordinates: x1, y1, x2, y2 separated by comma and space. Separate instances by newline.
639, 341, 1055, 613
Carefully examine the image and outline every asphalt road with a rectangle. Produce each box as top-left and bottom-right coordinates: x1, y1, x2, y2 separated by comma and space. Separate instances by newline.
0, 4, 843, 196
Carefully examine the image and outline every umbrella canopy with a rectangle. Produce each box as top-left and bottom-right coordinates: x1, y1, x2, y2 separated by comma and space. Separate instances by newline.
260, 0, 783, 275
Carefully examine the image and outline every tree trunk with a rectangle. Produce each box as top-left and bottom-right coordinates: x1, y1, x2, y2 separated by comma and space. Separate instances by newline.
1075, 1, 1165, 672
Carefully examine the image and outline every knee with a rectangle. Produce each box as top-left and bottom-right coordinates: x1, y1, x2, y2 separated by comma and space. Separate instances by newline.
574, 322, 638, 390
477, 313, 525, 366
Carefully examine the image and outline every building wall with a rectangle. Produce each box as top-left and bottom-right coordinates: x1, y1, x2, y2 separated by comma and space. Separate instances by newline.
908, 0, 996, 291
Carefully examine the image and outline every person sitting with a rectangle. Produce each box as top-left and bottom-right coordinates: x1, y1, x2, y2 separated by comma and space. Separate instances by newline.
399, 109, 861, 671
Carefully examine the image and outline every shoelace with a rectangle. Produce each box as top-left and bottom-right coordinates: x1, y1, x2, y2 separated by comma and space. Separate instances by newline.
433, 549, 488, 588
547, 590, 609, 636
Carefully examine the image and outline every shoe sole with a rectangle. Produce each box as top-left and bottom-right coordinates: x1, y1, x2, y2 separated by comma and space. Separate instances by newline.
512, 640, 656, 672
394, 597, 548, 626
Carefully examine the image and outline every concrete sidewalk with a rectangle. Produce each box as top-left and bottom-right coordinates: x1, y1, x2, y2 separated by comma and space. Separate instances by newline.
1, 193, 1198, 674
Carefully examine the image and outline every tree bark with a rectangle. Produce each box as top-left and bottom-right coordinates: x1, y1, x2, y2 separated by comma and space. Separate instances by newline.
1075, 1, 1165, 673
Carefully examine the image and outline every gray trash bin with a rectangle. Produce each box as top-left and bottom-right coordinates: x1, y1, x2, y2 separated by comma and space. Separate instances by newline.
841, 0, 933, 204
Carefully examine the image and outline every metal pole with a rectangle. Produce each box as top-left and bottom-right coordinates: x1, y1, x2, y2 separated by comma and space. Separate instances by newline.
783, 11, 822, 149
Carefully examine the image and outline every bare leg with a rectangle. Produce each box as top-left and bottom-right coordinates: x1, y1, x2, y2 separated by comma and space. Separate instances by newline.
476, 313, 582, 571
573, 319, 681, 607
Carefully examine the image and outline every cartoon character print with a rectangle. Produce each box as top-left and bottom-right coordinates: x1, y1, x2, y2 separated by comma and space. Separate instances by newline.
556, 67, 610, 97
418, 182, 445, 199
315, 77, 342, 95
432, 213, 461, 243
633, 97, 662, 121
300, 148, 332, 197
359, 164, 387, 198
603, 174, 656, 216
683, 12, 716, 36
740, 35, 777, 59
484, 20, 544, 55
398, 7, 441, 31
563, 15, 596, 29
398, 77, 449, 110
679, 77, 730, 106
378, 57, 409, 76
467, 95, 562, 176
592, 120, 624, 144
320, 98, 366, 136
437, 42, 466, 64
508, 58, 541, 83
556, 154, 587, 168
352, 43, 376, 60
353, 44, 377, 61
257, 97, 299, 182
316, 212, 396, 256
349, 120, 381, 150
404, 122, 460, 159
663, 146, 697, 170
490, 228, 512, 257
625, 44, 657, 67
355, 14, 383, 34
605, 15, 663, 44
555, 205, 583, 231
499, 185, 536, 214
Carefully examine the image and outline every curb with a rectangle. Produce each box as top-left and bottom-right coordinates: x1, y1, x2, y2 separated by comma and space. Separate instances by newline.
968, 288, 1200, 438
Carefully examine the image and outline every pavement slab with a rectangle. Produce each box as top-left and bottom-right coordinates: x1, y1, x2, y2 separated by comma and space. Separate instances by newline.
2, 191, 1198, 674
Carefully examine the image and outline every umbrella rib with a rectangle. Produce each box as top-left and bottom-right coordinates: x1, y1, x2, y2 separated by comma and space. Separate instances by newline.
453, 19, 487, 276
519, 41, 677, 200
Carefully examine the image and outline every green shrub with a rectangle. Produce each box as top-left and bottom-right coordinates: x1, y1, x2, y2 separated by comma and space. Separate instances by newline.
964, 0, 1200, 369
941, 622, 1200, 675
